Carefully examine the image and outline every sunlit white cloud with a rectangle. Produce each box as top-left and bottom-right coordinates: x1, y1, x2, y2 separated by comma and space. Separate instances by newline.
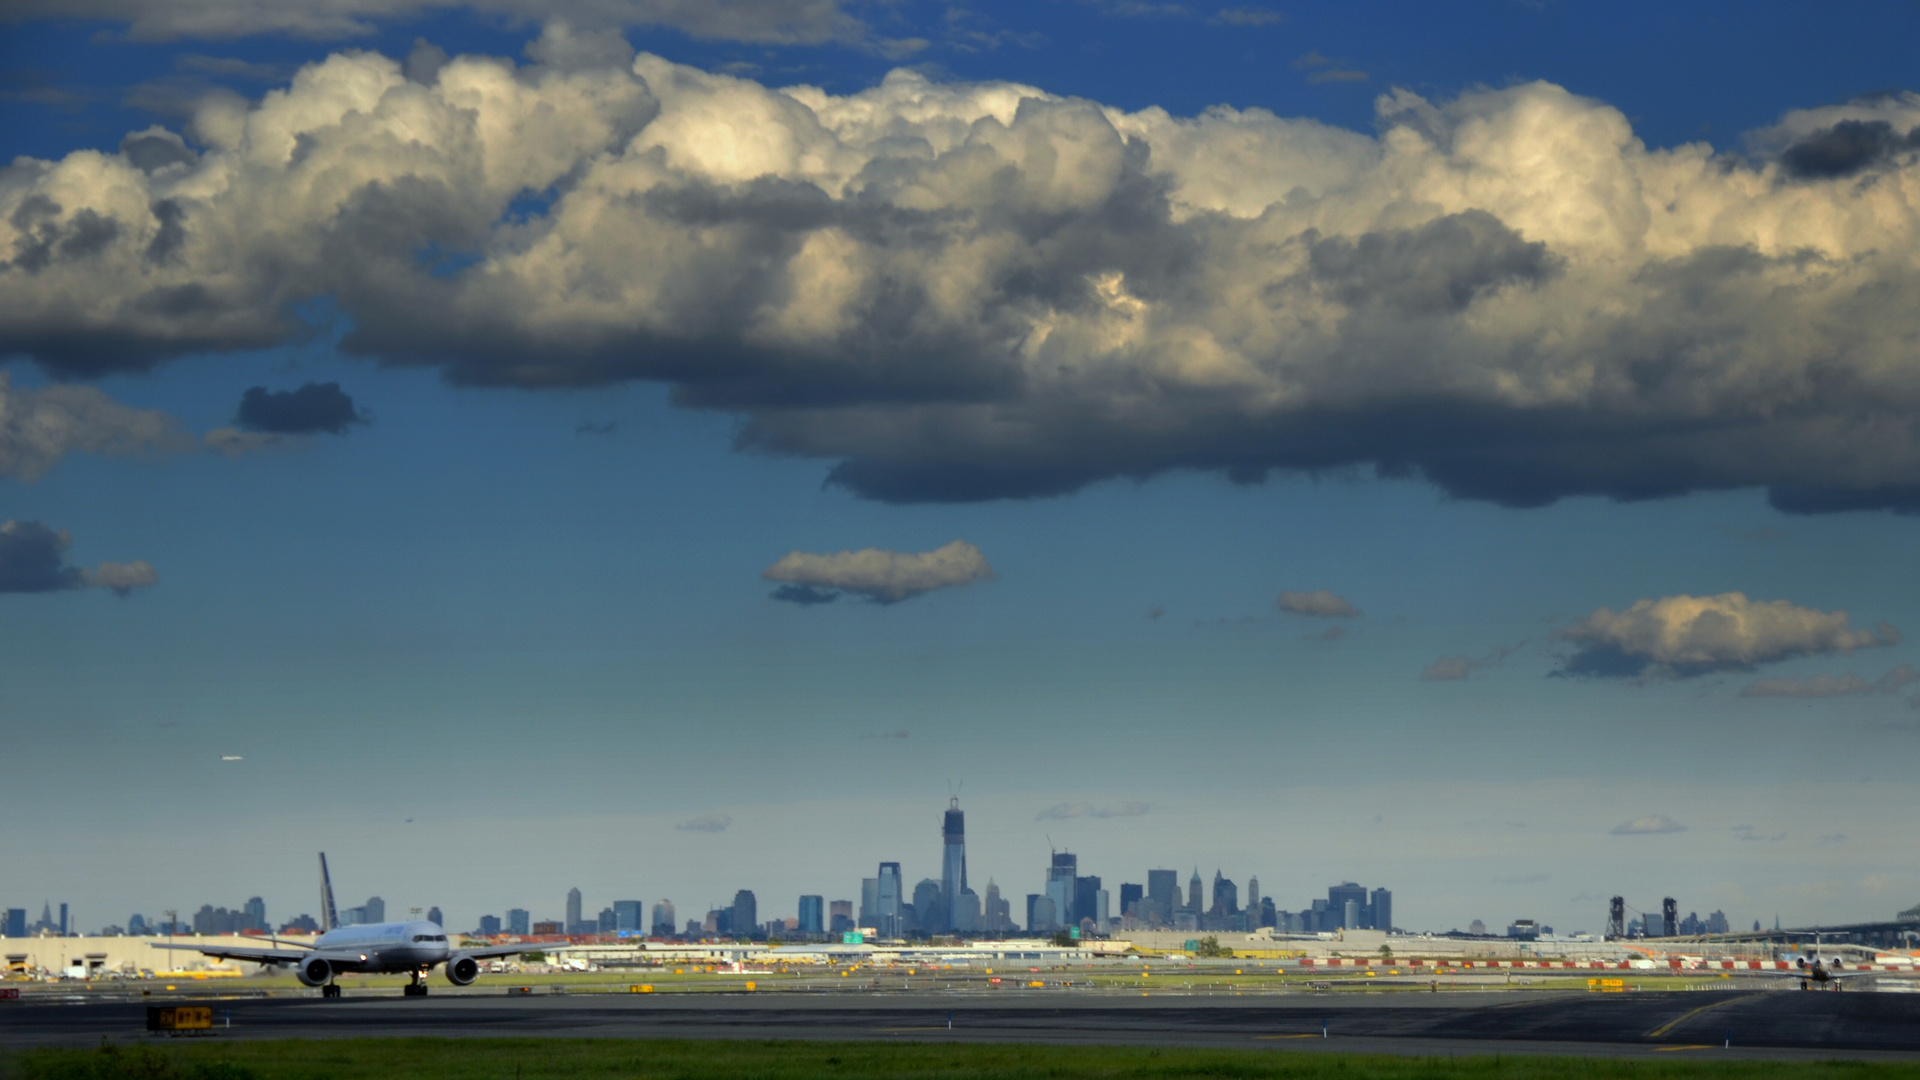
763, 539, 995, 603
6, 45, 1920, 510
1559, 593, 1897, 678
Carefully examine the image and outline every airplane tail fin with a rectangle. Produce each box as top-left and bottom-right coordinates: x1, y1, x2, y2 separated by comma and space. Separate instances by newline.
319, 852, 339, 933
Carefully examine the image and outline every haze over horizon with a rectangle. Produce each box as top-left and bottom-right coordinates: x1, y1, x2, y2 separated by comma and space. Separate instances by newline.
4, 0, 1919, 940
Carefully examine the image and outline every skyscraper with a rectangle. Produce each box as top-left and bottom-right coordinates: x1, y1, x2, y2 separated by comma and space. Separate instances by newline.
1047, 852, 1077, 926
651, 900, 676, 935
1369, 888, 1392, 932
829, 899, 853, 933
1186, 869, 1203, 914
940, 797, 967, 934
59, 902, 68, 936
614, 900, 644, 932
4, 909, 24, 938
1327, 883, 1367, 929
478, 914, 501, 935
1119, 882, 1144, 919
798, 895, 824, 935
983, 880, 1010, 932
876, 863, 903, 937
507, 908, 530, 935
1146, 869, 1177, 925
860, 877, 879, 929
731, 890, 757, 938
427, 906, 443, 927
1073, 874, 1101, 930
566, 887, 583, 932
1246, 877, 1260, 919
243, 897, 266, 933
911, 878, 942, 934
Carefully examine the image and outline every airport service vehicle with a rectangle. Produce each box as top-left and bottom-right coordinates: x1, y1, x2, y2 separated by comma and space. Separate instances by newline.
152, 853, 564, 997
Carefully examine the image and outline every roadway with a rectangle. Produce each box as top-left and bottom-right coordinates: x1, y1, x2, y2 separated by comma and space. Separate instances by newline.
4, 989, 1920, 1060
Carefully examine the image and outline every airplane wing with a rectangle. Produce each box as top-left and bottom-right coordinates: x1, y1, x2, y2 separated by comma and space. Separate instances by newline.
452, 942, 577, 960
148, 942, 315, 965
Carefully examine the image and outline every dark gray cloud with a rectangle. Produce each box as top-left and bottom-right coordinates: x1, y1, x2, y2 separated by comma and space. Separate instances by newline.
10, 59, 1920, 512
0, 520, 157, 595
1779, 120, 1920, 179
235, 382, 366, 435
769, 583, 839, 606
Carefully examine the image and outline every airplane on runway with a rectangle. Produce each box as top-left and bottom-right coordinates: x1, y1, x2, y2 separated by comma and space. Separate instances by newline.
152, 853, 566, 997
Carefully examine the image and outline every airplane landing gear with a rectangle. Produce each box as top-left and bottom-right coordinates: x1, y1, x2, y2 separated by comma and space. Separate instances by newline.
322, 984, 342, 999
404, 969, 429, 997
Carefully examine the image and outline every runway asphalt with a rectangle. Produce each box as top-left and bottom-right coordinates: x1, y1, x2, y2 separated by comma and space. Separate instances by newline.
5, 989, 1920, 1061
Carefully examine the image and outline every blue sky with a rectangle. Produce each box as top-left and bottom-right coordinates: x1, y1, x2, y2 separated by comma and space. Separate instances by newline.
4, 0, 1920, 937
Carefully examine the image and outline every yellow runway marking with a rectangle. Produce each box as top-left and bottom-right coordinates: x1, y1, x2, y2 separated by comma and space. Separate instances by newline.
1647, 997, 1741, 1039
1656, 1045, 1714, 1052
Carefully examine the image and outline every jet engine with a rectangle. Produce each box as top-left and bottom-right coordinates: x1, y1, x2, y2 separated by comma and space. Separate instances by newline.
296, 956, 333, 988
446, 955, 480, 986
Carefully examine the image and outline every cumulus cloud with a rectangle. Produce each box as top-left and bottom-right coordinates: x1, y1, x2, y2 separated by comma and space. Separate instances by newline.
0, 520, 157, 595
0, 373, 192, 480
1740, 664, 1920, 698
1034, 800, 1150, 820
674, 813, 732, 832
1275, 589, 1359, 618
1611, 814, 1686, 835
763, 539, 994, 603
0, 2, 882, 48
235, 381, 367, 434
11, 52, 1920, 511
1559, 593, 1897, 678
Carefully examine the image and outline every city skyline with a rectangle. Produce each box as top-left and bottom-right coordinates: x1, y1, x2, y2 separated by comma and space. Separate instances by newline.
4, 0, 1918, 939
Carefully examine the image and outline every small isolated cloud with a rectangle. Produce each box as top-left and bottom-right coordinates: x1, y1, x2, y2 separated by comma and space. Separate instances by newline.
1740, 664, 1919, 698
574, 420, 618, 436
763, 539, 994, 604
1034, 800, 1151, 821
1558, 593, 1897, 679
1611, 815, 1686, 835
1275, 589, 1359, 618
1421, 640, 1525, 681
236, 382, 367, 435
675, 813, 732, 833
1209, 6, 1281, 25
0, 373, 191, 480
1292, 50, 1366, 83
0, 521, 157, 596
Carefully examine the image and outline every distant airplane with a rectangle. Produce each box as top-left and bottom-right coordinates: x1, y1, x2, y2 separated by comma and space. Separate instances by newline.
152, 853, 564, 998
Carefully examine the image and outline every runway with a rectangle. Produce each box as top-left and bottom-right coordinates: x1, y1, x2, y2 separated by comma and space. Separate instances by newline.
5, 990, 1920, 1061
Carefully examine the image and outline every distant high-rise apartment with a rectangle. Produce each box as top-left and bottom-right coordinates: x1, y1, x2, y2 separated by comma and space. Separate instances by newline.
1074, 875, 1101, 929
731, 890, 758, 938
1246, 877, 1260, 918
363, 896, 385, 924
4, 909, 25, 938
798, 895, 824, 935
940, 797, 967, 934
598, 907, 616, 932
614, 900, 644, 933
507, 908, 530, 936
478, 914, 501, 935
427, 906, 443, 927
566, 887, 583, 932
983, 880, 1010, 932
911, 878, 942, 934
876, 863, 904, 937
243, 897, 266, 932
1026, 894, 1057, 932
1186, 869, 1203, 914
651, 900, 676, 935
829, 899, 853, 933
1119, 883, 1144, 919
860, 877, 879, 929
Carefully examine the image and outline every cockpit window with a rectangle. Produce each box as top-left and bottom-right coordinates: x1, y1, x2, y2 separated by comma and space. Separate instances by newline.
413, 934, 447, 942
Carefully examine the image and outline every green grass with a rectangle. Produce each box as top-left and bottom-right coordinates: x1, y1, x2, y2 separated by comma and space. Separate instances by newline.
8, 1039, 1920, 1080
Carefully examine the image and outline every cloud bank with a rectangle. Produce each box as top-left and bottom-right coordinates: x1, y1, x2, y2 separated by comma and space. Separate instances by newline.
7, 45, 1920, 510
1275, 589, 1359, 618
1741, 664, 1920, 698
1034, 800, 1151, 821
1559, 593, 1897, 678
763, 539, 994, 603
0, 520, 158, 595
1611, 814, 1686, 835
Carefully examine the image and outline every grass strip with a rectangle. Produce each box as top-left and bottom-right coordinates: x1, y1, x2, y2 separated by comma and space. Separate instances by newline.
10, 1038, 1920, 1080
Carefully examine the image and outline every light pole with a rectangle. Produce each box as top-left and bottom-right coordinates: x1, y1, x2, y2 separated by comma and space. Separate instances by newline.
164, 909, 178, 975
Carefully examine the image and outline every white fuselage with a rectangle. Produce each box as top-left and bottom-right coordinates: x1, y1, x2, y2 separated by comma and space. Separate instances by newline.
315, 920, 451, 974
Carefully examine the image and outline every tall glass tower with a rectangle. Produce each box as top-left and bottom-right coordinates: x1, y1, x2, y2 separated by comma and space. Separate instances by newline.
941, 797, 967, 933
